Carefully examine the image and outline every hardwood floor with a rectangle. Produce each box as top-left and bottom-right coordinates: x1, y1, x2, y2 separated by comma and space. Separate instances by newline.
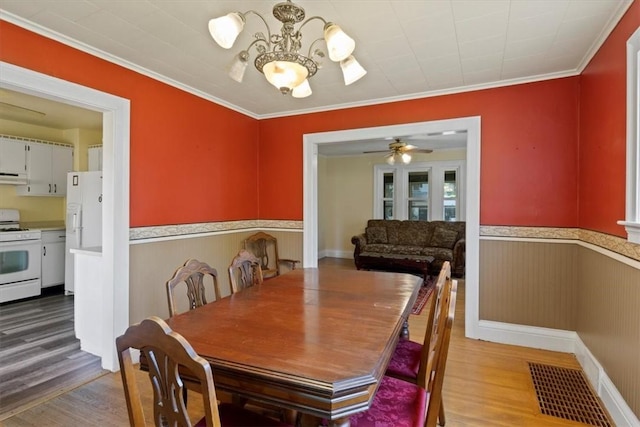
3, 259, 595, 426
0, 288, 105, 421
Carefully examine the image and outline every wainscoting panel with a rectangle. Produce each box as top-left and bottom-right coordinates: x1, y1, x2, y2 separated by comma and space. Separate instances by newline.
479, 239, 578, 330
129, 230, 303, 324
576, 247, 640, 419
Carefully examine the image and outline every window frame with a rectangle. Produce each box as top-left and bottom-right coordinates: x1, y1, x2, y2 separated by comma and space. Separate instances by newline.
373, 160, 465, 221
618, 27, 640, 244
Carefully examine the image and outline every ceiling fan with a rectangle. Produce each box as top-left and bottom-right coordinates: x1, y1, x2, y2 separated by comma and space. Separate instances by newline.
363, 138, 433, 165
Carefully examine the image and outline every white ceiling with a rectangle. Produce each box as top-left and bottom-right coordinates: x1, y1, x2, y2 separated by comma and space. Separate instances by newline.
0, 0, 631, 154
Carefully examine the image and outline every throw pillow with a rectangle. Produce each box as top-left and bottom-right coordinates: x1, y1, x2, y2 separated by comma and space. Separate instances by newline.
366, 227, 388, 244
429, 226, 458, 249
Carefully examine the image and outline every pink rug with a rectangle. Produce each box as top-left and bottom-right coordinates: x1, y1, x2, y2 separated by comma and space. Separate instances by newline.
411, 277, 435, 315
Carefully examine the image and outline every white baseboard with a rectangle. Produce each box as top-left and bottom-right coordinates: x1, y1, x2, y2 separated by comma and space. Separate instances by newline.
478, 320, 639, 427
477, 320, 577, 352
574, 337, 640, 427
319, 249, 352, 259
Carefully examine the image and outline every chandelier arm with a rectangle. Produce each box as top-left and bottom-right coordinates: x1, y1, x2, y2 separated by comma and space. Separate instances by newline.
306, 37, 326, 59
243, 38, 270, 55
242, 10, 273, 50
297, 16, 328, 33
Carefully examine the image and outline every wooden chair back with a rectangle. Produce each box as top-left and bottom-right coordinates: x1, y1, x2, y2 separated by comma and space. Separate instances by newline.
417, 261, 451, 388
166, 258, 220, 317
243, 232, 299, 279
115, 316, 221, 427
424, 279, 458, 427
228, 249, 264, 293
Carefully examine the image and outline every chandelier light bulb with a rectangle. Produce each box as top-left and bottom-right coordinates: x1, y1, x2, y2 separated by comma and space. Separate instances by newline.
324, 23, 355, 62
401, 153, 412, 164
340, 55, 367, 85
227, 51, 249, 83
292, 79, 312, 98
209, 13, 245, 49
263, 61, 309, 94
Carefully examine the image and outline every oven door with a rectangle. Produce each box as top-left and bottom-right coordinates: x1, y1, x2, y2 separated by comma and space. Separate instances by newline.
0, 239, 42, 285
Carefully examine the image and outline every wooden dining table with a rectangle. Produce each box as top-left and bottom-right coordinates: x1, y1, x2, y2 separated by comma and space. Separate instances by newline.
165, 268, 422, 427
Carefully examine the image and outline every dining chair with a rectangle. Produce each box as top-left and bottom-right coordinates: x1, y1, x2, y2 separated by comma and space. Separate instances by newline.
349, 278, 458, 427
166, 258, 221, 317
384, 261, 452, 424
115, 316, 292, 427
228, 249, 264, 293
243, 231, 299, 279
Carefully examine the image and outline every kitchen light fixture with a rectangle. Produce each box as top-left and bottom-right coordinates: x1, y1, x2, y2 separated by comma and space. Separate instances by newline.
208, 0, 366, 98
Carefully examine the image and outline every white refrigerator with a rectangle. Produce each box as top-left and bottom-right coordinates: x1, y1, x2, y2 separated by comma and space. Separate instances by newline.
65, 171, 102, 294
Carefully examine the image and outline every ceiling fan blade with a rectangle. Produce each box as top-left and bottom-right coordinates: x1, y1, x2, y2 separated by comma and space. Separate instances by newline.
411, 149, 433, 153
363, 149, 392, 154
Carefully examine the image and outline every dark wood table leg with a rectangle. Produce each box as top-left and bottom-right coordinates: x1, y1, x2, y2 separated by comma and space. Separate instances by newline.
400, 318, 410, 339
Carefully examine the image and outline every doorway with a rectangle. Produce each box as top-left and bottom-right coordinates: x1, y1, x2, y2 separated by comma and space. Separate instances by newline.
0, 62, 130, 371
302, 117, 481, 339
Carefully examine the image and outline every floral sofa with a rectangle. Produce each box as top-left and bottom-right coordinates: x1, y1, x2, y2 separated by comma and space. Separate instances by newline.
351, 219, 466, 278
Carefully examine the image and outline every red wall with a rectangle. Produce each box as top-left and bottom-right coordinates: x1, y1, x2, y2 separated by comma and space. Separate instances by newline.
579, 1, 639, 237
11, 10, 636, 232
0, 21, 259, 227
258, 79, 580, 227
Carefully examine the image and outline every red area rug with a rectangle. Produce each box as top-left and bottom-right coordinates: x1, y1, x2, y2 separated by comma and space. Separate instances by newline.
411, 277, 435, 315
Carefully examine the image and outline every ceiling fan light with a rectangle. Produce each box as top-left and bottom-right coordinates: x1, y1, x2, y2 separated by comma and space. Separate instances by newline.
263, 61, 309, 94
340, 55, 367, 85
227, 51, 249, 83
208, 12, 245, 49
292, 79, 312, 98
324, 23, 355, 62
386, 155, 396, 165
401, 152, 412, 164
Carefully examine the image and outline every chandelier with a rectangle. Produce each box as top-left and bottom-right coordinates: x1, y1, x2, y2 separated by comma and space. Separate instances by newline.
208, 0, 367, 98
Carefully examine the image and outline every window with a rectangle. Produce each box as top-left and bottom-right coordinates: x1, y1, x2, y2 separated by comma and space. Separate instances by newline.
618, 27, 640, 243
374, 161, 465, 221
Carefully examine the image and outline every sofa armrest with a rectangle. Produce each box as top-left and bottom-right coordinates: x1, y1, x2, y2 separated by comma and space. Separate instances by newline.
351, 234, 367, 255
452, 238, 466, 277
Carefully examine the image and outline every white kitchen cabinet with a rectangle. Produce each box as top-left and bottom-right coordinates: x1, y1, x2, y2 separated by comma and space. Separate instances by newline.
42, 230, 66, 288
0, 137, 27, 184
16, 142, 73, 196
88, 146, 102, 171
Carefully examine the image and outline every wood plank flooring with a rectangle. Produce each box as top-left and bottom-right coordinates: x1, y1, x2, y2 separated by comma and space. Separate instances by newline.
2, 259, 597, 426
0, 288, 106, 420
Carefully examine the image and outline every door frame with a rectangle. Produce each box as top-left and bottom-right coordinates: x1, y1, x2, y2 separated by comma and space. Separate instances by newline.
0, 62, 130, 371
303, 117, 481, 339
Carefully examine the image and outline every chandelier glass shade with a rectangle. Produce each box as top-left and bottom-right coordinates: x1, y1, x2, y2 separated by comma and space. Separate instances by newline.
208, 0, 366, 97
386, 152, 412, 165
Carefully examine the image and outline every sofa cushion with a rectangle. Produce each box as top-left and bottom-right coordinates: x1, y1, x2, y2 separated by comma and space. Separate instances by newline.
429, 226, 458, 249
366, 227, 388, 244
363, 244, 394, 254
390, 245, 423, 256
397, 221, 429, 246
421, 246, 453, 261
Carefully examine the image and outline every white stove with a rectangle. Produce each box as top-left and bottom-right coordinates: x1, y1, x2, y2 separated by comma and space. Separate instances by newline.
0, 209, 42, 303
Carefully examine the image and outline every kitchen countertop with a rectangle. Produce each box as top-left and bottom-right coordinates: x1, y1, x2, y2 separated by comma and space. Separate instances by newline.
21, 221, 65, 231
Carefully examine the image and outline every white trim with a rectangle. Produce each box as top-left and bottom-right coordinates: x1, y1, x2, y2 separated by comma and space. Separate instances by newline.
303, 117, 482, 340
320, 249, 353, 259
575, 337, 640, 427
618, 27, 640, 244
478, 321, 639, 427
0, 61, 130, 372
477, 320, 577, 352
